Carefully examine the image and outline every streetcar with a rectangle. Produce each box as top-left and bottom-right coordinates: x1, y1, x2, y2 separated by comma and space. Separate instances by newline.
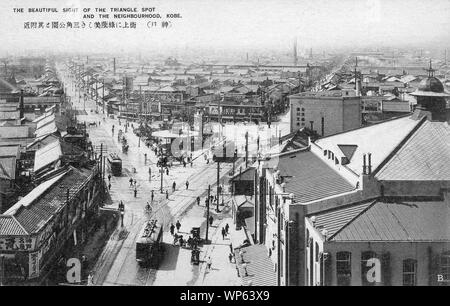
136, 219, 164, 267
107, 153, 122, 176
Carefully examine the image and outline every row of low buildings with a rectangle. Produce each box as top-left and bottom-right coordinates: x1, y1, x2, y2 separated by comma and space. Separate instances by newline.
65, 56, 333, 125
0, 61, 104, 284
229, 70, 450, 286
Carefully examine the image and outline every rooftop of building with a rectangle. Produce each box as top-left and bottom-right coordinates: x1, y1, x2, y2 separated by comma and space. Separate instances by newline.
315, 114, 424, 175
1, 166, 93, 235
276, 150, 355, 204
375, 119, 450, 181
309, 198, 450, 242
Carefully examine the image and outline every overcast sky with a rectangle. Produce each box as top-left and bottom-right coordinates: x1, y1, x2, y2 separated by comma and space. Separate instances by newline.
0, 0, 449, 55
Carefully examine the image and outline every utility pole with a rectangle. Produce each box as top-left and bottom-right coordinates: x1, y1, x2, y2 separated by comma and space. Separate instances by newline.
102, 79, 105, 114
95, 79, 98, 110
245, 131, 249, 168
160, 162, 164, 193
206, 185, 211, 242
216, 159, 220, 212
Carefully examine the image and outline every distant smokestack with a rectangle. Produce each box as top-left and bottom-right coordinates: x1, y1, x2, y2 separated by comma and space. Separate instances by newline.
113, 58, 116, 75
368, 153, 372, 174
19, 89, 24, 120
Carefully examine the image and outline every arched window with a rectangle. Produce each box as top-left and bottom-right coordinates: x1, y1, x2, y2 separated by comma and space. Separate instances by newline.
336, 251, 352, 286
361, 251, 378, 286
403, 259, 417, 286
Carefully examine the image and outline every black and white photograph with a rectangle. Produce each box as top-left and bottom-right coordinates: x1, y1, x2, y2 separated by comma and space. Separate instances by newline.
0, 0, 449, 293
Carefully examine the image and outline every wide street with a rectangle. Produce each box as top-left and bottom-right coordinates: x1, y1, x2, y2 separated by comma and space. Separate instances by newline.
57, 64, 246, 285
56, 61, 291, 286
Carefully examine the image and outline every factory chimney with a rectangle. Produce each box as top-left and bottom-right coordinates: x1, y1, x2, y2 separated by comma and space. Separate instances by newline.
19, 89, 24, 120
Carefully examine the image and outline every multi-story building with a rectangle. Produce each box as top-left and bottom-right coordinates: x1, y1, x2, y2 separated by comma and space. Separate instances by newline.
289, 90, 361, 136
254, 69, 450, 286
0, 164, 103, 284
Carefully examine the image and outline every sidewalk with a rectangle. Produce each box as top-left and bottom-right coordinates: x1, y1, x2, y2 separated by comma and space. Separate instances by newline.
196, 216, 242, 286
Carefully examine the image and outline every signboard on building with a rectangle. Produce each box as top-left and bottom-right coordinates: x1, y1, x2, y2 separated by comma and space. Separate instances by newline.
28, 251, 39, 279
0, 237, 36, 251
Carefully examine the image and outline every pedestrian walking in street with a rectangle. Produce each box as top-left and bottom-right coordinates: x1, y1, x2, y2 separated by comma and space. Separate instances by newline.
228, 253, 233, 263
221, 227, 226, 240
242, 263, 248, 276
170, 223, 175, 236
225, 223, 229, 234
166, 190, 169, 199
239, 250, 244, 263
209, 215, 213, 226
229, 243, 233, 253
166, 168, 169, 176
207, 257, 212, 270
134, 188, 137, 198
176, 220, 181, 232
186, 180, 189, 190
172, 181, 176, 192
144, 153, 147, 164
134, 179, 137, 187
151, 190, 154, 202
196, 196, 200, 206
108, 183, 111, 190
129, 177, 133, 187
183, 160, 186, 168
108, 174, 111, 182
190, 161, 193, 167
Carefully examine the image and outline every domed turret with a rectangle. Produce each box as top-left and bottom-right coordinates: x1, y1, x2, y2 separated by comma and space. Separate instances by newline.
410, 61, 450, 121
417, 76, 445, 93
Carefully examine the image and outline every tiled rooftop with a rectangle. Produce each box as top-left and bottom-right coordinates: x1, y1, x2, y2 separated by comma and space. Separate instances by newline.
4, 167, 92, 234
375, 120, 450, 181
277, 150, 355, 203
312, 200, 450, 242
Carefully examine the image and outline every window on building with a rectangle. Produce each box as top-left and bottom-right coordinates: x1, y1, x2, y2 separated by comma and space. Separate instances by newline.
315, 242, 319, 262
297, 107, 300, 111
361, 251, 377, 286
301, 123, 305, 126
336, 251, 352, 286
403, 259, 417, 286
301, 113, 305, 116
297, 123, 300, 126
301, 108, 305, 111
301, 118, 305, 121
440, 252, 450, 282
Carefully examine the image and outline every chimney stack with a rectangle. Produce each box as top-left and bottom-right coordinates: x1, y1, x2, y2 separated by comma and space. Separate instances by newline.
19, 89, 24, 120
362, 154, 367, 175
113, 58, 116, 75
368, 153, 372, 174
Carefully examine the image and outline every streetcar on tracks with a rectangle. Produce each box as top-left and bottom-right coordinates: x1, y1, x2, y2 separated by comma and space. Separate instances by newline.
107, 153, 122, 176
136, 219, 164, 267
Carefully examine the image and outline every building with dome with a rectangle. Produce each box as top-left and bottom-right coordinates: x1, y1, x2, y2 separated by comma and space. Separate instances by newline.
253, 61, 450, 286
410, 61, 450, 122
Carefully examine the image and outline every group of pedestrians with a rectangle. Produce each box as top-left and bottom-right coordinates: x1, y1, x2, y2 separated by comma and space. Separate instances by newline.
221, 223, 230, 240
